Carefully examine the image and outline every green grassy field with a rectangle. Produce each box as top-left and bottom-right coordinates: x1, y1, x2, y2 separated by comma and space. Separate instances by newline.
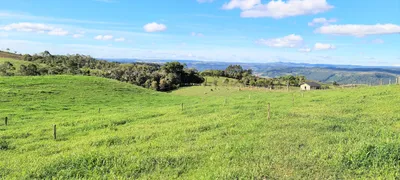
1, 75, 400, 179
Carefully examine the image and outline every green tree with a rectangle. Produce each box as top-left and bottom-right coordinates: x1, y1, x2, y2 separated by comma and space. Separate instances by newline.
20, 64, 39, 76
0, 62, 16, 76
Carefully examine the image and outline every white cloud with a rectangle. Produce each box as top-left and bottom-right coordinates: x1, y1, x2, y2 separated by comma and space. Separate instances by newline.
94, 35, 103, 40
72, 34, 84, 38
0, 12, 128, 25
48, 28, 69, 36
223, 0, 334, 18
197, 0, 214, 3
143, 22, 167, 33
298, 48, 311, 52
0, 22, 69, 36
308, 17, 337, 26
372, 38, 384, 44
191, 32, 204, 37
114, 37, 125, 42
94, 35, 113, 40
256, 34, 303, 48
222, 0, 261, 10
314, 43, 336, 50
315, 24, 400, 37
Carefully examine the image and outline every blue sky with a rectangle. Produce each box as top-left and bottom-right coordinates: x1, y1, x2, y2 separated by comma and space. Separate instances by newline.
0, 0, 399, 66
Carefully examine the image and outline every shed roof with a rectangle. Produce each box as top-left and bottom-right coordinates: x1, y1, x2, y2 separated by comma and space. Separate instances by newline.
302, 82, 321, 87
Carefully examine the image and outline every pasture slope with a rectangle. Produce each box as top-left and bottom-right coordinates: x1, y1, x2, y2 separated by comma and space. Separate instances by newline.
1, 75, 400, 179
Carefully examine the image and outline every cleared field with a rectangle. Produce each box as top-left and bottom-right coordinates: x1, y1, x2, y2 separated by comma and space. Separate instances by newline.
1, 75, 400, 179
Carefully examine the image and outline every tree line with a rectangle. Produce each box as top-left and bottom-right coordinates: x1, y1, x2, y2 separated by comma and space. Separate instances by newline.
200, 65, 306, 88
1, 50, 311, 91
0, 51, 204, 91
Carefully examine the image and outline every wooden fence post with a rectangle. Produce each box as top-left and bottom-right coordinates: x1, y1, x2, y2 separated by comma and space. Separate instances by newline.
181, 103, 184, 111
389, 79, 392, 85
267, 103, 271, 120
53, 124, 57, 140
380, 79, 383, 86
287, 82, 289, 92
98, 108, 101, 113
5, 117, 7, 126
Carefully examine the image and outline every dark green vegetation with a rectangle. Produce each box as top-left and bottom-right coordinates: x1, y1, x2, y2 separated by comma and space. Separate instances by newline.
1, 75, 400, 179
0, 51, 204, 91
201, 65, 308, 89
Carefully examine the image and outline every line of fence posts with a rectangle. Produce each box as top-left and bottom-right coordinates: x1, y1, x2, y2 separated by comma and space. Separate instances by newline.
3, 117, 58, 140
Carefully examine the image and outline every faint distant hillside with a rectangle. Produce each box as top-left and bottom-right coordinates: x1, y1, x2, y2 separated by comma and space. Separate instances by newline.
0, 50, 22, 60
109, 58, 400, 85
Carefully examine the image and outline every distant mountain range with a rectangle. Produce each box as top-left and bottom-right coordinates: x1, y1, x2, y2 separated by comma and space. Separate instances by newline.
107, 58, 400, 85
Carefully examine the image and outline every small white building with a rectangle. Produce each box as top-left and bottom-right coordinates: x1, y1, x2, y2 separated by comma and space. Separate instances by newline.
300, 82, 321, 91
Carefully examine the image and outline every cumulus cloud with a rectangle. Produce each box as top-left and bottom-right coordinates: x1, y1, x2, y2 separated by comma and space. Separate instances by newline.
143, 22, 167, 33
48, 28, 69, 36
0, 22, 69, 36
315, 24, 400, 37
94, 35, 113, 40
308, 17, 337, 26
197, 0, 214, 3
222, 0, 261, 10
191, 32, 204, 37
114, 37, 125, 42
223, 0, 333, 18
314, 43, 336, 50
256, 34, 303, 48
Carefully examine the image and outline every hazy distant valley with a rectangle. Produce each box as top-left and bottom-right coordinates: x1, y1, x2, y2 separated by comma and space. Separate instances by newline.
111, 59, 400, 85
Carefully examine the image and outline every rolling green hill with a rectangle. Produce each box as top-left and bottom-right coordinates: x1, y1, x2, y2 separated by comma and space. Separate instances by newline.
258, 66, 400, 85
1, 75, 400, 179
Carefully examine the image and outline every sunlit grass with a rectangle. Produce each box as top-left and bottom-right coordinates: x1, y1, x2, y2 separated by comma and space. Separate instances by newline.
1, 75, 400, 179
